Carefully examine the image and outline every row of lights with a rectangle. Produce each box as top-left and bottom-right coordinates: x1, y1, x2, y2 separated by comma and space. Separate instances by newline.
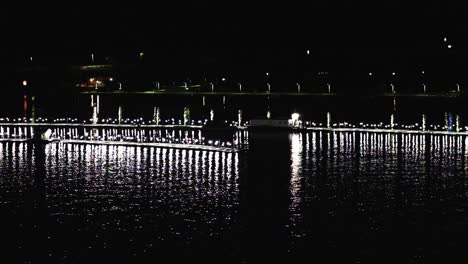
1, 116, 464, 132
22, 40, 457, 68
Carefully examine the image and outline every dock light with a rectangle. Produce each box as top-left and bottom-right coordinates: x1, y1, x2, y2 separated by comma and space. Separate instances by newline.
22, 80, 27, 86
291, 113, 300, 121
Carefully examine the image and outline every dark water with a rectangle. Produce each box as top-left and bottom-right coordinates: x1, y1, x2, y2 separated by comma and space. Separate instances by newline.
1, 131, 467, 263
1, 93, 467, 128
0, 143, 242, 262
1, 93, 468, 262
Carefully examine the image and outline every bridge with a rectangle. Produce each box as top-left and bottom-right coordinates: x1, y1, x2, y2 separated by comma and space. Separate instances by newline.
0, 122, 248, 153
81, 90, 465, 98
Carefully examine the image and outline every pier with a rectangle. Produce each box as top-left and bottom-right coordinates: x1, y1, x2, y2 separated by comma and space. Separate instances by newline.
0, 122, 248, 152
81, 90, 465, 98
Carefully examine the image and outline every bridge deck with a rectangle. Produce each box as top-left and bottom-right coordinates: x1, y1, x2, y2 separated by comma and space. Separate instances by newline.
0, 139, 241, 152
0, 123, 205, 128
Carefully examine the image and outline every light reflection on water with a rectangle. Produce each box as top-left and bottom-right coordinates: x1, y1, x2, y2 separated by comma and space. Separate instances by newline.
288, 131, 467, 261
0, 130, 467, 262
0, 142, 241, 262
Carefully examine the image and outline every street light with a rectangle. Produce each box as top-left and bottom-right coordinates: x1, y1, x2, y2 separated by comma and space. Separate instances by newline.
291, 113, 300, 127
22, 80, 28, 86
291, 113, 300, 121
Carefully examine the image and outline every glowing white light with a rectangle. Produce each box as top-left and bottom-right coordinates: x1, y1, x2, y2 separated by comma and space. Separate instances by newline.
42, 129, 52, 140
290, 133, 303, 209
109, 77, 113, 81
22, 80, 27, 86
306, 50, 310, 55
291, 113, 300, 121
369, 72, 372, 76
448, 45, 452, 49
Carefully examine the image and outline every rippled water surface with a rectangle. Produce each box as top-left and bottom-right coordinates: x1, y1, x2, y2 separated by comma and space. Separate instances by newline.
0, 143, 242, 262
1, 131, 467, 263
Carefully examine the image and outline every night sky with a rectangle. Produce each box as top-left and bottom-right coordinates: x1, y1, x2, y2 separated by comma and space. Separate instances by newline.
1, 2, 467, 78
1, 3, 465, 50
